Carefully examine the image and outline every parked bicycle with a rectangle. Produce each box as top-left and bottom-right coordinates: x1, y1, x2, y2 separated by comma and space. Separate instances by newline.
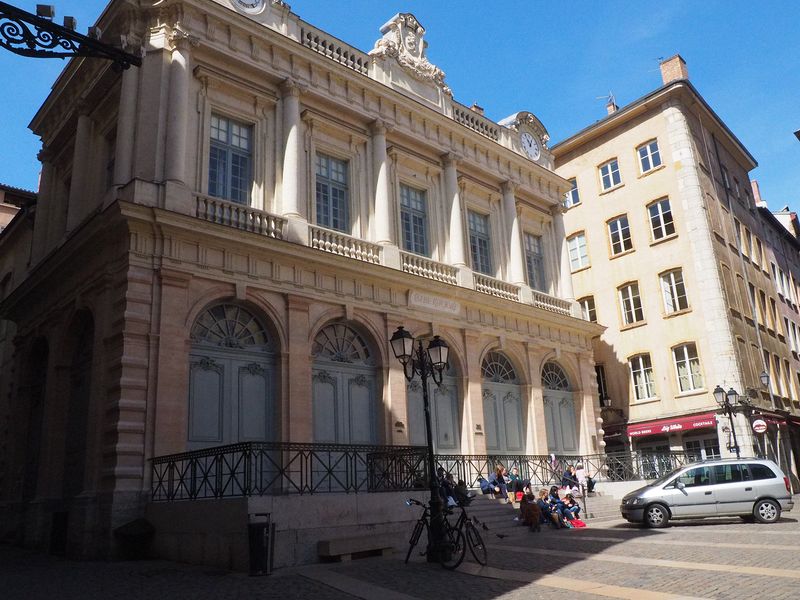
404, 497, 488, 569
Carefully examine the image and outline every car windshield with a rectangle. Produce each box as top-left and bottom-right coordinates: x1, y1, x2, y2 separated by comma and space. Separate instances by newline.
648, 466, 685, 486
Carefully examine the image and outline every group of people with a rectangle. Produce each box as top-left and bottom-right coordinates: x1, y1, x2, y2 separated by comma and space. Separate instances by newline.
560, 463, 595, 496
436, 467, 475, 507
519, 485, 584, 530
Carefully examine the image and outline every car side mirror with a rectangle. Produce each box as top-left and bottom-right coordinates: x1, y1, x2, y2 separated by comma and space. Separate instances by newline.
676, 481, 685, 490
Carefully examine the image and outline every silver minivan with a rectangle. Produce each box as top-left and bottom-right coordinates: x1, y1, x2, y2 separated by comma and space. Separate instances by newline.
620, 458, 794, 527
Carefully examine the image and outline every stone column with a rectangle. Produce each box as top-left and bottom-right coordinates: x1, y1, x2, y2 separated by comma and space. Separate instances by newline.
371, 120, 392, 245
164, 31, 192, 184
502, 181, 526, 286
66, 101, 93, 232
31, 148, 54, 262
287, 296, 312, 442
280, 80, 304, 219
113, 64, 140, 187
443, 154, 466, 267
552, 206, 575, 301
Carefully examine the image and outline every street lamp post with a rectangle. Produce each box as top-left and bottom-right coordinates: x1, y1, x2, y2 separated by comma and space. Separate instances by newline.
713, 385, 751, 459
390, 326, 449, 563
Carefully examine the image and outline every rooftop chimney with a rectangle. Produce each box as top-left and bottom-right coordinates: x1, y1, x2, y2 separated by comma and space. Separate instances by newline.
660, 54, 688, 85
751, 180, 766, 207
469, 103, 484, 116
606, 100, 619, 115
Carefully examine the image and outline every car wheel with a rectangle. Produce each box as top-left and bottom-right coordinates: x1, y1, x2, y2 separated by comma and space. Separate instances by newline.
753, 499, 781, 524
645, 503, 670, 528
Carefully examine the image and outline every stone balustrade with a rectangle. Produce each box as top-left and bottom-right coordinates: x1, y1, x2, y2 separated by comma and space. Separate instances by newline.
309, 225, 382, 264
532, 290, 573, 316
299, 22, 369, 75
451, 102, 501, 141
195, 195, 285, 239
473, 273, 521, 302
400, 252, 458, 285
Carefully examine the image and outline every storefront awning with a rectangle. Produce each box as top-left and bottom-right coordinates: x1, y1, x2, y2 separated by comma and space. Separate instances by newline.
627, 412, 717, 438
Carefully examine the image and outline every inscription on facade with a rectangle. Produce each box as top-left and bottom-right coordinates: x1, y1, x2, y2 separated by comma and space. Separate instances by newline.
408, 290, 460, 315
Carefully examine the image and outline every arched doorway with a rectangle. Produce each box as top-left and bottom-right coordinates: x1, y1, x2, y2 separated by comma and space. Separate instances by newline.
187, 303, 276, 449
407, 356, 460, 452
311, 322, 379, 444
542, 362, 578, 454
482, 351, 524, 453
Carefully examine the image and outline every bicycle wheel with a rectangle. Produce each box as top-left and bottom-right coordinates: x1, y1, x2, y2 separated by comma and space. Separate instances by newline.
465, 522, 488, 566
439, 527, 466, 570
405, 519, 427, 564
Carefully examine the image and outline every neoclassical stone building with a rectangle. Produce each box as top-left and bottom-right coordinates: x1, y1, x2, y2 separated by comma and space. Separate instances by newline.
0, 0, 601, 563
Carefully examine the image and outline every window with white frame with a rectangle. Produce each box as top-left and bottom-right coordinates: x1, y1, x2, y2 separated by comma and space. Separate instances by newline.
648, 198, 675, 240
316, 153, 349, 232
630, 354, 656, 400
579, 296, 597, 322
524, 233, 546, 291
209, 114, 253, 204
468, 210, 493, 275
564, 178, 580, 208
399, 183, 429, 256
721, 165, 731, 189
637, 140, 662, 173
595, 365, 609, 407
660, 269, 688, 314
567, 232, 589, 271
619, 282, 644, 325
599, 159, 621, 190
608, 215, 633, 255
673, 343, 704, 392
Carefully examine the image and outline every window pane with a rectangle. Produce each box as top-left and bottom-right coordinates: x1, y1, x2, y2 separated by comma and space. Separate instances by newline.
316, 154, 349, 232
568, 233, 588, 270
525, 233, 546, 291
469, 211, 492, 274
208, 114, 252, 204
400, 184, 429, 256
677, 466, 711, 488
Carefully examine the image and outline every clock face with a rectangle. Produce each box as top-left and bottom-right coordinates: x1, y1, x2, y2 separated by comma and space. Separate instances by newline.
232, 0, 266, 14
520, 132, 541, 160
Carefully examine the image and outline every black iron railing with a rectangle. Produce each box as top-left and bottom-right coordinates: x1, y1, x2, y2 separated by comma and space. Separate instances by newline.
150, 444, 698, 502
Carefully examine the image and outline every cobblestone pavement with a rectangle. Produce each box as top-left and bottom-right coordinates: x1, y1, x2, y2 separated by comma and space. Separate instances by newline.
3, 513, 800, 599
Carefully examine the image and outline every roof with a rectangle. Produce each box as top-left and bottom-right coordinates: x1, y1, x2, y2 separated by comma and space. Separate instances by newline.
552, 79, 757, 170
0, 182, 37, 207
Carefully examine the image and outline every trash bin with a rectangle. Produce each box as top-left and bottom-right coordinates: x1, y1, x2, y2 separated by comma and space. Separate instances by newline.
248, 513, 274, 576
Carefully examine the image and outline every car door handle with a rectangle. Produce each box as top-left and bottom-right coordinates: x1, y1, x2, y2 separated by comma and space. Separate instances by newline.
704, 491, 712, 495
745, 487, 752, 491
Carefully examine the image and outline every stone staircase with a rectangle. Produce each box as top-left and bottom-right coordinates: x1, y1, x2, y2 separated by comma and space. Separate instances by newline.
581, 492, 624, 522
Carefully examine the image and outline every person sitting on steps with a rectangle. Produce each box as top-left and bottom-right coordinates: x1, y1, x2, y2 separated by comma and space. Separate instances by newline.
487, 466, 509, 501
537, 488, 564, 529
519, 485, 541, 531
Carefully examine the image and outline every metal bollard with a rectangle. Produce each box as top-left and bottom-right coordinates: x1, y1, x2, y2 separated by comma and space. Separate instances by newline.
248, 513, 274, 576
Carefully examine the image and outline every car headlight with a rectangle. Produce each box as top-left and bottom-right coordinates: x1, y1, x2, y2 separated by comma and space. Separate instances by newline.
623, 497, 644, 506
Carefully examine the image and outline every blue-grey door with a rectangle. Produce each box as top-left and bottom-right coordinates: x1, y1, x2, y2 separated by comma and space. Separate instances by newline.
407, 373, 460, 451
482, 352, 524, 453
542, 362, 577, 454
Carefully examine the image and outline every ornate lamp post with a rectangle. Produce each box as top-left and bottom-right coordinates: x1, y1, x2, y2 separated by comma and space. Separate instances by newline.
714, 385, 746, 459
390, 326, 448, 562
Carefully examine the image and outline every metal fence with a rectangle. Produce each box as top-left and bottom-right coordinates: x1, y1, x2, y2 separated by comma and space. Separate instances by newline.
150, 444, 697, 502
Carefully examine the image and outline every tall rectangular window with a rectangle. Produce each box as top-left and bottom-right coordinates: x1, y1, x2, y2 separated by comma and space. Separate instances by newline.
608, 215, 633, 256
648, 198, 675, 240
524, 233, 546, 291
619, 282, 644, 325
567, 232, 589, 271
564, 178, 580, 207
630, 354, 656, 400
399, 184, 429, 256
721, 165, 731, 189
660, 269, 688, 314
599, 159, 621, 190
468, 211, 492, 275
579, 296, 597, 322
773, 355, 784, 397
637, 140, 662, 173
209, 114, 253, 204
673, 343, 703, 392
595, 365, 609, 407
315, 153, 349, 232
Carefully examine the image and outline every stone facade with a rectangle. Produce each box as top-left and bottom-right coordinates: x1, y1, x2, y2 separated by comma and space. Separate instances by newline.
0, 0, 601, 562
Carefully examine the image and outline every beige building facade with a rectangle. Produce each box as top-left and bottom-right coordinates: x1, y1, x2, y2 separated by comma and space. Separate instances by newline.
554, 56, 800, 484
0, 0, 602, 562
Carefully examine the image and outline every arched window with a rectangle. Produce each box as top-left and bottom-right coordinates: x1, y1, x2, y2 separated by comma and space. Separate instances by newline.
312, 323, 378, 444
188, 303, 276, 449
542, 362, 577, 453
481, 351, 523, 452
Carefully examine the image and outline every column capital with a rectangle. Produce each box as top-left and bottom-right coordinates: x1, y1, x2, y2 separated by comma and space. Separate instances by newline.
370, 118, 394, 136
37, 147, 53, 163
280, 78, 306, 98
75, 98, 93, 117
169, 27, 199, 52
501, 180, 518, 196
441, 152, 462, 168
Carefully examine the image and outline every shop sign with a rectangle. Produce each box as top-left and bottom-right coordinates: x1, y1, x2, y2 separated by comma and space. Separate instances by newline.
627, 412, 717, 438
752, 419, 768, 434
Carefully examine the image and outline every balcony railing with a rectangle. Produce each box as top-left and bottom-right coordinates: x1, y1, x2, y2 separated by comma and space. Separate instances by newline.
532, 290, 573, 316
473, 273, 521, 301
195, 195, 285, 239
151, 444, 699, 502
451, 101, 501, 141
299, 21, 369, 75
309, 225, 382, 264
400, 252, 458, 285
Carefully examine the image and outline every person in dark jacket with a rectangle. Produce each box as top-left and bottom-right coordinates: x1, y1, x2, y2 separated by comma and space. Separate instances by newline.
561, 464, 578, 489
537, 488, 563, 528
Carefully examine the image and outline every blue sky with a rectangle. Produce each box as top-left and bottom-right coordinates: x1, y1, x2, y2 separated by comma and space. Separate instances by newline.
1, 1, 798, 210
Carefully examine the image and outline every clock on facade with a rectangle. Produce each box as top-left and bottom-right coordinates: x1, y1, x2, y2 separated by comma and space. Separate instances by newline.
520, 132, 541, 161
232, 0, 266, 14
